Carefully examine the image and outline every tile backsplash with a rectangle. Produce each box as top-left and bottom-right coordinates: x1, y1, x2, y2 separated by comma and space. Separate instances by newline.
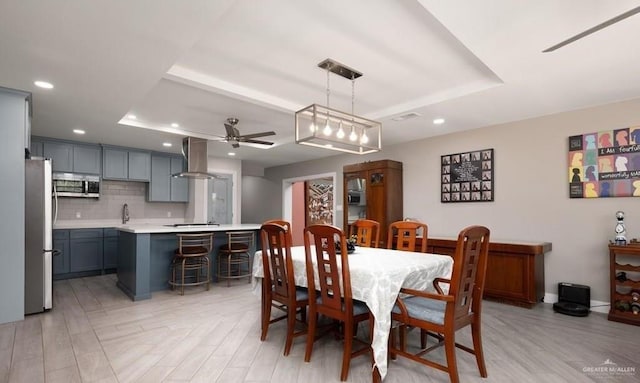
56, 180, 187, 221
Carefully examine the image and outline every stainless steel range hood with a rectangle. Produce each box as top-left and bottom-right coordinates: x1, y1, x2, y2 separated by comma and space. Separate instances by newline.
172, 137, 219, 179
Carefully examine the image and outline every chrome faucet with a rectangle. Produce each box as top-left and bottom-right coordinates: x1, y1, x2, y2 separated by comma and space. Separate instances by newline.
122, 203, 130, 224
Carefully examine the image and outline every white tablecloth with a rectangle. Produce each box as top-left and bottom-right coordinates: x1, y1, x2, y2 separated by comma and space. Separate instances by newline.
252, 246, 453, 380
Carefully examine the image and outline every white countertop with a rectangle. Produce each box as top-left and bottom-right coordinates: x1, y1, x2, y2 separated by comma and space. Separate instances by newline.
54, 220, 261, 234
118, 223, 261, 234
53, 218, 188, 229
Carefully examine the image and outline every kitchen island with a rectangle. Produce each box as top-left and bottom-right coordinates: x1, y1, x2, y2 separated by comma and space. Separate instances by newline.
117, 224, 261, 300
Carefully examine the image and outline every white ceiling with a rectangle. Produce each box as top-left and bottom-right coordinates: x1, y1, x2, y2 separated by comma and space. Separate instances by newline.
2, 0, 640, 168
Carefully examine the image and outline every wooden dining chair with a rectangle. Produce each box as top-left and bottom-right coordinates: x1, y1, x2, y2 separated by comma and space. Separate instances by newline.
263, 219, 291, 231
387, 220, 428, 253
350, 219, 380, 248
303, 224, 374, 381
259, 222, 309, 356
389, 225, 490, 383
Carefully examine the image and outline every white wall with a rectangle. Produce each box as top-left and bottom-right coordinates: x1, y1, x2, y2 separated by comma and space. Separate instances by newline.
0, 89, 28, 324
247, 97, 640, 302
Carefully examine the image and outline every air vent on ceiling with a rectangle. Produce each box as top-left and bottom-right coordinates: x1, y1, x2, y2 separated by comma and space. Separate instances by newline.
391, 112, 421, 122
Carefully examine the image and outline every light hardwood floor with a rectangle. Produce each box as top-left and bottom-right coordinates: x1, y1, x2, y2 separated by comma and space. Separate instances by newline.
1, 274, 638, 383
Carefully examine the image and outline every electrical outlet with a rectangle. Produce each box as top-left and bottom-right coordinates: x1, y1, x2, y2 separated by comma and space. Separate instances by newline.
75, 211, 81, 218
167, 211, 172, 218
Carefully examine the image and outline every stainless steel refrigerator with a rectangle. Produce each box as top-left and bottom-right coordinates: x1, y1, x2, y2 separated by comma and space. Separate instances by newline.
25, 158, 55, 314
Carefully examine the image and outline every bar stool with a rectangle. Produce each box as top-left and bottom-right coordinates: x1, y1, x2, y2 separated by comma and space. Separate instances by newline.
168, 233, 213, 295
218, 231, 255, 287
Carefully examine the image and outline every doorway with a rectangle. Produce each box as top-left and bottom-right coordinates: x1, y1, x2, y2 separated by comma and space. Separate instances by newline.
283, 172, 337, 246
207, 176, 232, 224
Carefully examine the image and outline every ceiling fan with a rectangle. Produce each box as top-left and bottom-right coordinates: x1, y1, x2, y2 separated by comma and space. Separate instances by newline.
543, 6, 640, 52
221, 117, 275, 148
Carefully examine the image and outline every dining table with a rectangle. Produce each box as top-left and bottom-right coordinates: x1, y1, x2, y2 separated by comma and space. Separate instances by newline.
252, 245, 454, 381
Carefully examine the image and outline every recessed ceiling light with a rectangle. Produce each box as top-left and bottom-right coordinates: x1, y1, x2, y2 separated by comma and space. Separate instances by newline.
73, 129, 85, 135
433, 118, 445, 125
128, 114, 137, 120
228, 152, 236, 156
162, 142, 172, 147
171, 123, 179, 128
34, 80, 54, 89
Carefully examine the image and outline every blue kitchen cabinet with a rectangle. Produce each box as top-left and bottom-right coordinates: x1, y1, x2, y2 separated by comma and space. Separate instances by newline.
44, 141, 73, 172
72, 144, 101, 174
148, 154, 188, 202
103, 228, 119, 271
69, 229, 103, 273
102, 147, 129, 180
170, 155, 188, 202
34, 137, 101, 174
128, 150, 151, 181
103, 146, 151, 181
30, 139, 44, 157
149, 155, 171, 201
53, 230, 70, 276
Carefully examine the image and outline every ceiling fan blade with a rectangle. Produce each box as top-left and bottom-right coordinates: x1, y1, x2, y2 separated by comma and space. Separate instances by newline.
241, 139, 274, 146
239, 131, 276, 140
543, 6, 640, 52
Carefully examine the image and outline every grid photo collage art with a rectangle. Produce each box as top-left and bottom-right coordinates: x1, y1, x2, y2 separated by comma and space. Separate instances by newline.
569, 127, 640, 198
441, 149, 494, 203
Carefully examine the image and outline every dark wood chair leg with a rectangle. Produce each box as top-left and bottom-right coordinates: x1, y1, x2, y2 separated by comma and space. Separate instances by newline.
444, 331, 459, 383
284, 304, 297, 356
472, 321, 488, 377
340, 319, 353, 381
304, 308, 317, 362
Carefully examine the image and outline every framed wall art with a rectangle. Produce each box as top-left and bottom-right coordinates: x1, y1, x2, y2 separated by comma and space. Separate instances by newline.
306, 179, 333, 224
568, 127, 640, 198
441, 148, 494, 203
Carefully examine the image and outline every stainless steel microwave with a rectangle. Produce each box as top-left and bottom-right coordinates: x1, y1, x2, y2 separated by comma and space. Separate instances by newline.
52, 173, 100, 198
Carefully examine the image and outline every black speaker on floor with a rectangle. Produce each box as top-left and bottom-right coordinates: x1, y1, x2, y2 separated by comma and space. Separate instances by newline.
553, 282, 590, 317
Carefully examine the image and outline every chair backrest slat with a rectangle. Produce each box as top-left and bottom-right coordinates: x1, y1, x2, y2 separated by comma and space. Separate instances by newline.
223, 231, 254, 249
176, 233, 213, 255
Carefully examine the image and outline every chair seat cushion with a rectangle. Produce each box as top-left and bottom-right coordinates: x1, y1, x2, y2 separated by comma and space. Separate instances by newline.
316, 296, 369, 316
392, 296, 446, 325
220, 243, 249, 251
295, 287, 309, 301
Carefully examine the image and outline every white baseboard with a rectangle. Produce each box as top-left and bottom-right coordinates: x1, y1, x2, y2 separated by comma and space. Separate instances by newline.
543, 293, 610, 314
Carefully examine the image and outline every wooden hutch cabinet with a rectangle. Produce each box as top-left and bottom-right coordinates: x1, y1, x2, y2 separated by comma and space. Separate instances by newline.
608, 243, 640, 326
343, 160, 403, 247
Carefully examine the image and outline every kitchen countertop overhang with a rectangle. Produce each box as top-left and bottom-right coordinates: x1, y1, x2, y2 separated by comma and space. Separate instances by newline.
54, 220, 260, 233
118, 223, 261, 234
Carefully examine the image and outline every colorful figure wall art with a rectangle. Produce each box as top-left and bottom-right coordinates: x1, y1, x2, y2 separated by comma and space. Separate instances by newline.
569, 126, 640, 198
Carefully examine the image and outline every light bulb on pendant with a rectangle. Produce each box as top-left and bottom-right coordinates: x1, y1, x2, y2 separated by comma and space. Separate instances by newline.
309, 122, 316, 133
360, 130, 369, 144
323, 120, 332, 136
336, 122, 345, 139
349, 127, 358, 141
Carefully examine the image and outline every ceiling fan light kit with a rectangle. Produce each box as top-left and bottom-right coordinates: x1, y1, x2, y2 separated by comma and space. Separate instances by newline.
295, 58, 381, 155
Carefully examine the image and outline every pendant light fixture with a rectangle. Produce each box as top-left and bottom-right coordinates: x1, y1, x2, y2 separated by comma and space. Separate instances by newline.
295, 59, 381, 154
